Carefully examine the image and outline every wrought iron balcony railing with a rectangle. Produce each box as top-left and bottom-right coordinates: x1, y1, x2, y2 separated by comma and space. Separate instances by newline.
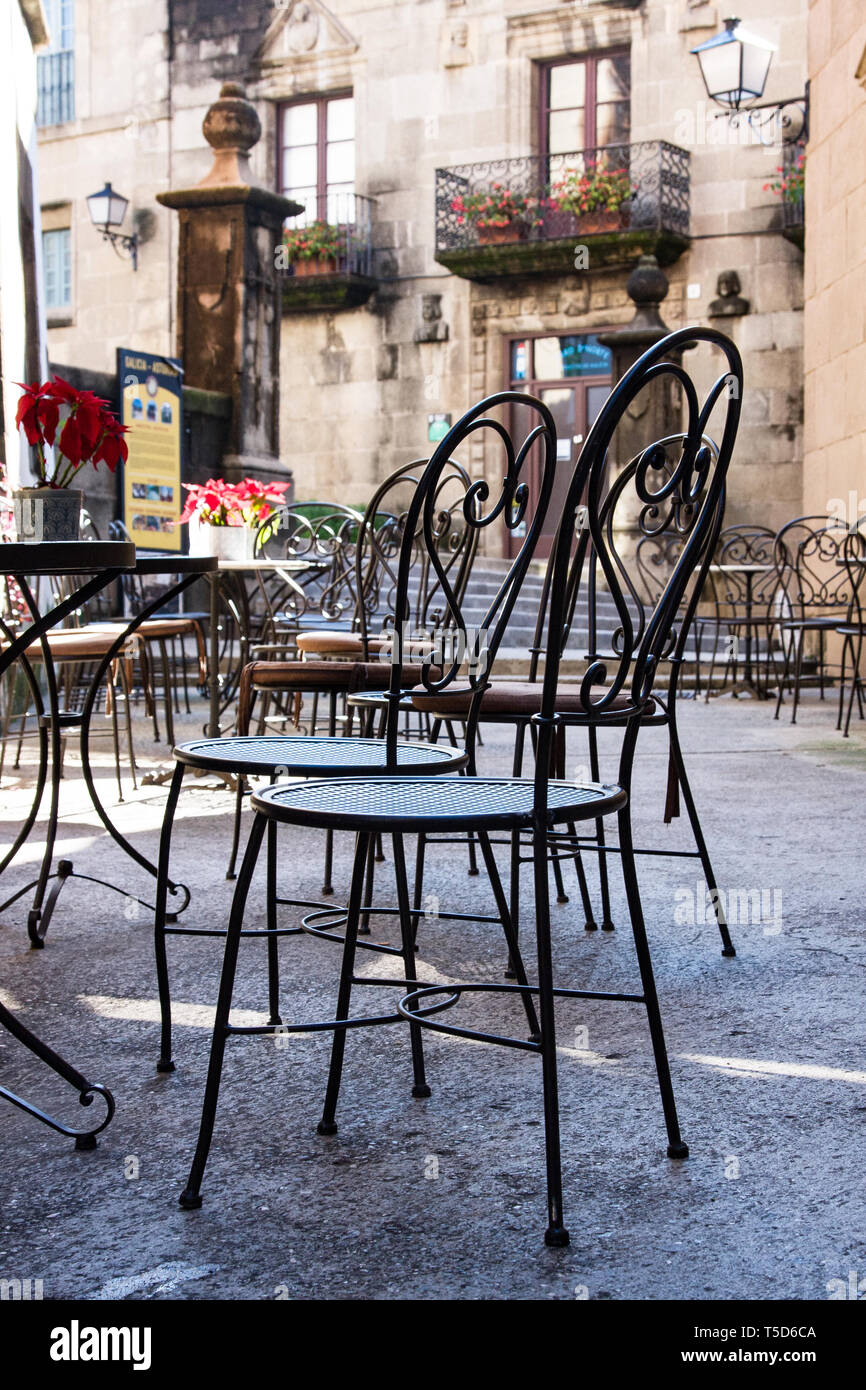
279, 192, 377, 311
435, 141, 690, 278
37, 50, 75, 127
780, 141, 805, 250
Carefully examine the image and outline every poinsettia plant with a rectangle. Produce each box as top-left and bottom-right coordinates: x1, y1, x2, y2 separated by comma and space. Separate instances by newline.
15, 376, 129, 488
764, 151, 805, 204
282, 220, 346, 263
549, 165, 635, 216
451, 184, 544, 229
179, 477, 291, 528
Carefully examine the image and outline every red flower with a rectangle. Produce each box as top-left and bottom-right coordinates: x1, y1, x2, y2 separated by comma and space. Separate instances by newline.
92, 417, 129, 472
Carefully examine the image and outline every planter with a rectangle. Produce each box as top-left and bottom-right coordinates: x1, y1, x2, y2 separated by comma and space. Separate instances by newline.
188, 519, 257, 561
291, 256, 338, 278
573, 206, 631, 236
12, 487, 80, 543
476, 223, 529, 246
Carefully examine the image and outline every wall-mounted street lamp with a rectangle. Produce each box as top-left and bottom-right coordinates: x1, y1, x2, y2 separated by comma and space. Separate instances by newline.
691, 17, 809, 145
86, 182, 138, 269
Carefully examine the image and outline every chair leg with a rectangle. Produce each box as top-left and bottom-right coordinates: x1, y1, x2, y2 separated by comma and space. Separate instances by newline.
411, 832, 427, 945
790, 628, 805, 725
180, 811, 268, 1207
154, 761, 186, 1072
321, 691, 337, 895
476, 830, 540, 1040
531, 821, 568, 1248
391, 834, 430, 1099
265, 818, 282, 1026
667, 717, 736, 957
160, 639, 175, 747
618, 802, 689, 1162
318, 832, 373, 1135
226, 780, 245, 881
587, 725, 614, 931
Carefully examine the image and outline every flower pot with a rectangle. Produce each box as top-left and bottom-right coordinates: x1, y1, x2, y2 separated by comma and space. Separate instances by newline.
12, 487, 80, 543
574, 207, 631, 235
292, 256, 338, 277
188, 517, 257, 562
476, 223, 528, 246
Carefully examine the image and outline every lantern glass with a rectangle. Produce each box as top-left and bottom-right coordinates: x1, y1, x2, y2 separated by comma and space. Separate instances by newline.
691, 17, 776, 110
86, 182, 129, 231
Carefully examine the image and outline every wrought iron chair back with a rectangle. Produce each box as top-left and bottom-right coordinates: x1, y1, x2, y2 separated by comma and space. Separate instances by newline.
774, 515, 864, 620
539, 328, 742, 734
353, 457, 479, 659
381, 397, 557, 763
252, 502, 365, 639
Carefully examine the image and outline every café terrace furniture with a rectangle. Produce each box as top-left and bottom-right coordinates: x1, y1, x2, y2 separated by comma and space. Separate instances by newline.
411, 430, 737, 959
0, 548, 217, 945
176, 326, 743, 1247
772, 516, 865, 724
0, 540, 130, 1147
701, 525, 779, 699
221, 460, 477, 888
150, 457, 480, 1073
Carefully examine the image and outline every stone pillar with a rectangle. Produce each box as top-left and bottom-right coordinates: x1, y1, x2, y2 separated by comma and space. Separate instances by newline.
156, 83, 302, 482
597, 255, 683, 556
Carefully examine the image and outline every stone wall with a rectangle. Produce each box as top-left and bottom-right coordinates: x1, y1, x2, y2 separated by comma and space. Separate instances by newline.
802, 0, 866, 522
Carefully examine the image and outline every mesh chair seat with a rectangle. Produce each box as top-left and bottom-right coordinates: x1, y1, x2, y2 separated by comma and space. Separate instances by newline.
174, 734, 466, 778
252, 774, 625, 833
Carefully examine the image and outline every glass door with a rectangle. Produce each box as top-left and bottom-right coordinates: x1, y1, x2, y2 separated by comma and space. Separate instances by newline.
506, 334, 612, 556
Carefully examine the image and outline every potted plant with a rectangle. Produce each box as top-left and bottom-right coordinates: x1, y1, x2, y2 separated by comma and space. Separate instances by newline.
282, 220, 346, 276
10, 377, 129, 542
179, 476, 291, 560
549, 164, 635, 235
764, 150, 805, 204
451, 184, 544, 245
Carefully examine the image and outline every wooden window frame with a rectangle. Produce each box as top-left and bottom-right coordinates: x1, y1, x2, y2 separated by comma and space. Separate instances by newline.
276, 89, 353, 214
538, 49, 630, 158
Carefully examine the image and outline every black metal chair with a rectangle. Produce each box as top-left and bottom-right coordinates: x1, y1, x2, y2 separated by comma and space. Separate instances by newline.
773, 516, 865, 723
702, 524, 780, 699
178, 328, 743, 1247
152, 453, 482, 1073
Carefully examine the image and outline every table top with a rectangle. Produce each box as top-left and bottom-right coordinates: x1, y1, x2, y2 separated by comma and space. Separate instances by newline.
210, 558, 329, 572
1, 540, 136, 576
709, 563, 773, 574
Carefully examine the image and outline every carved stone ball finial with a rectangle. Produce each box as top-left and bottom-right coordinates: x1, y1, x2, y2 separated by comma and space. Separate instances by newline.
199, 82, 262, 189
626, 253, 670, 310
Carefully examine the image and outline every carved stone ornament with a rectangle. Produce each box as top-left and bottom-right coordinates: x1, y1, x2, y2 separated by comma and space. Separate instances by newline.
199, 82, 262, 188
708, 269, 750, 318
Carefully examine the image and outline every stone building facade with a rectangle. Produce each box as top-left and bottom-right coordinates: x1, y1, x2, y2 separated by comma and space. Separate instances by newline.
802, 0, 866, 523
36, 0, 807, 550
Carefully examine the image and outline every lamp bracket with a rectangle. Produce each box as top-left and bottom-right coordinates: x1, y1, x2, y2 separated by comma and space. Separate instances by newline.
98, 228, 139, 271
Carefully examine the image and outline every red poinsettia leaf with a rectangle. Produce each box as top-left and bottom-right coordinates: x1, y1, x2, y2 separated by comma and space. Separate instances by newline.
58, 413, 83, 468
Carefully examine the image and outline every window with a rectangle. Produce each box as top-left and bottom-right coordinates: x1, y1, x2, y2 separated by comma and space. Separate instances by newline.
42, 228, 71, 312
37, 0, 75, 127
540, 53, 630, 159
278, 93, 355, 225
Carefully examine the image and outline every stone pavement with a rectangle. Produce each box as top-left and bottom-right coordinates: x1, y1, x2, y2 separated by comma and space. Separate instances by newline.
0, 690, 862, 1301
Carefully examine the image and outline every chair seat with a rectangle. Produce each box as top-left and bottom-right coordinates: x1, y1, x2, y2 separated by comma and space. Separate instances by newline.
1, 628, 124, 662
96, 617, 201, 640
244, 658, 441, 693
410, 680, 657, 722
296, 629, 435, 658
781, 616, 850, 631
175, 734, 466, 777
251, 775, 626, 832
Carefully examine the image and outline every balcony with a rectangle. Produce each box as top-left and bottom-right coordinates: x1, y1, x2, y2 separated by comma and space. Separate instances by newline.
434, 141, 690, 282
279, 193, 377, 313
37, 50, 75, 127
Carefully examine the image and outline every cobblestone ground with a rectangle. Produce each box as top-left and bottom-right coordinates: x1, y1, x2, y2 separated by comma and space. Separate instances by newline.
0, 690, 862, 1300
